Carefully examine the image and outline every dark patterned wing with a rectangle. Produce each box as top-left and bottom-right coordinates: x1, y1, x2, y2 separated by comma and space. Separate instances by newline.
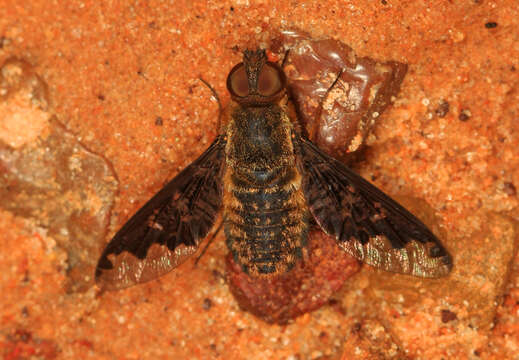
296, 136, 452, 278
96, 136, 226, 290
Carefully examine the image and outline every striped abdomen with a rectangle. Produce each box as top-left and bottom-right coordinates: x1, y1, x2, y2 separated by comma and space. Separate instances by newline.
223, 164, 309, 276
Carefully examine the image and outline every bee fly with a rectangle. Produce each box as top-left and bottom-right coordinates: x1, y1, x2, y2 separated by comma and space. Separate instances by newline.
96, 50, 452, 290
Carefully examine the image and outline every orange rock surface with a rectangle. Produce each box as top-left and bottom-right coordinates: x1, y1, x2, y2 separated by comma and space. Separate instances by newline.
1, 1, 518, 359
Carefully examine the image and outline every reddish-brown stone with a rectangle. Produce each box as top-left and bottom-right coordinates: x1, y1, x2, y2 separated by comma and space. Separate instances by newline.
272, 30, 408, 161
226, 230, 361, 324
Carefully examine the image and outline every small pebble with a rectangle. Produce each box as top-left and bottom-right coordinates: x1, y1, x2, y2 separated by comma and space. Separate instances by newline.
459, 109, 471, 121
441, 309, 458, 323
503, 182, 516, 196
435, 100, 450, 118
203, 298, 213, 310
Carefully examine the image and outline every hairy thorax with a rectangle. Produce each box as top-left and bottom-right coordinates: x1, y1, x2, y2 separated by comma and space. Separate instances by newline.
223, 103, 309, 276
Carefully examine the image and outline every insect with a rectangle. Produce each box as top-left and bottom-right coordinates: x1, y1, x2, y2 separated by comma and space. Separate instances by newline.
96, 49, 452, 290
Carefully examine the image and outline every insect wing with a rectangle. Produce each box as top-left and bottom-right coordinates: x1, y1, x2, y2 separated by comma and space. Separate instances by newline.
96, 137, 226, 290
296, 137, 452, 278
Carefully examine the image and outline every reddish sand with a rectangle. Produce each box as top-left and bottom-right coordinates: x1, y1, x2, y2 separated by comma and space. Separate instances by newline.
1, 1, 518, 359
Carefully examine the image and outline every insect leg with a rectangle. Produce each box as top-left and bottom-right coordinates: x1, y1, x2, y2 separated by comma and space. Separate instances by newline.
310, 69, 344, 143
194, 215, 225, 267
199, 77, 223, 129
280, 49, 291, 68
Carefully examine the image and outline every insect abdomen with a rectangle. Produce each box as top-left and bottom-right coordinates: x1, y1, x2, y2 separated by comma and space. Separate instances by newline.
224, 165, 308, 276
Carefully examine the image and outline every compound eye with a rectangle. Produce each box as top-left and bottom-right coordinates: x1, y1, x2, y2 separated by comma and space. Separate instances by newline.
227, 64, 249, 97
257, 63, 283, 96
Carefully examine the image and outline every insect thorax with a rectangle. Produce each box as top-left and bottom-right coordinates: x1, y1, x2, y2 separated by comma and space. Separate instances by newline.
223, 104, 309, 276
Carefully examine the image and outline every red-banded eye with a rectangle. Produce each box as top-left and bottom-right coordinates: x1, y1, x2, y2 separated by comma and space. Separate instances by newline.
227, 64, 249, 97
257, 63, 283, 96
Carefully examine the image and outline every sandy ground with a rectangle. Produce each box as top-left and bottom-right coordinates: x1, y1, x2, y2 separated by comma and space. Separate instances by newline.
1, 1, 519, 359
